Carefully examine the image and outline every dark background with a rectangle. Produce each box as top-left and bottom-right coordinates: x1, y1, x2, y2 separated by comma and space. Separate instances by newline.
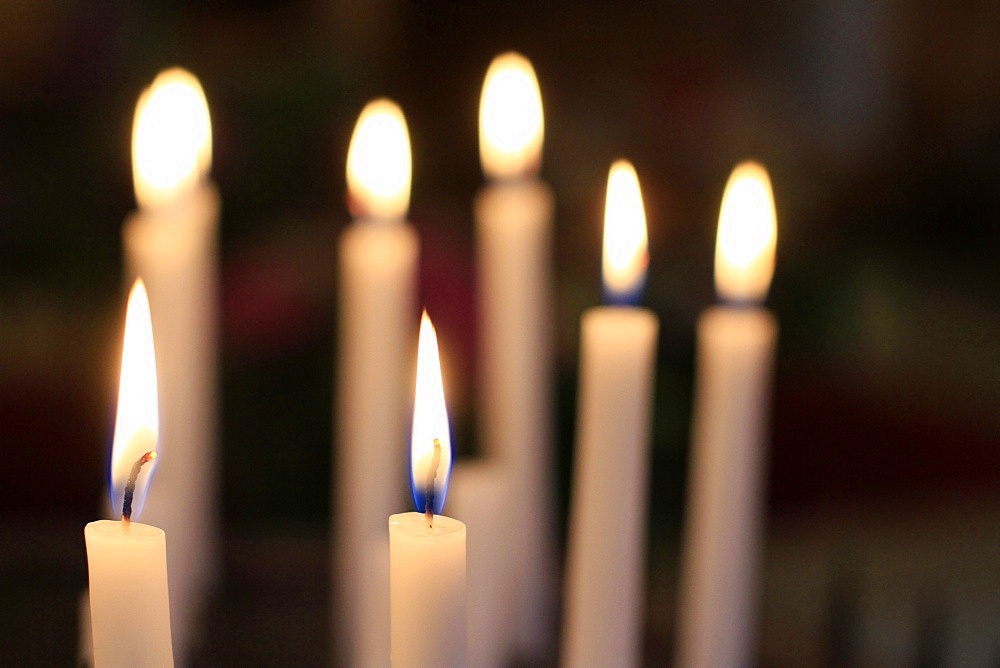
2, 1, 999, 665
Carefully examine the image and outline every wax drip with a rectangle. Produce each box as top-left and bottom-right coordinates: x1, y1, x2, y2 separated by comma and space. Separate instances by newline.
121, 451, 157, 534
424, 439, 442, 529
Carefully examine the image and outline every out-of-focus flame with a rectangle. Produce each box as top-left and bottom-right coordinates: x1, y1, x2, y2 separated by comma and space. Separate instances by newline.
602, 160, 648, 305
132, 67, 212, 209
479, 52, 544, 180
346, 98, 412, 220
714, 161, 777, 303
110, 279, 159, 519
410, 311, 452, 515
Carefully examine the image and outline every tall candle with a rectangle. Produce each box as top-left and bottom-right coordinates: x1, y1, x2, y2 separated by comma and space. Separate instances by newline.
675, 161, 778, 668
122, 67, 219, 663
335, 99, 419, 665
475, 51, 556, 660
85, 279, 173, 668
389, 312, 467, 667
562, 161, 659, 667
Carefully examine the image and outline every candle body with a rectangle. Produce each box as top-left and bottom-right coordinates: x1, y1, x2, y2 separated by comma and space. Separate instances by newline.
446, 461, 516, 667
474, 179, 556, 658
675, 305, 777, 668
122, 183, 219, 662
562, 307, 659, 668
388, 512, 467, 668
335, 220, 418, 665
85, 520, 173, 667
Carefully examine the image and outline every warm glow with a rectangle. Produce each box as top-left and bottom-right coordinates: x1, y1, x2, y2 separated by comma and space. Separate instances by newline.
715, 161, 777, 302
110, 279, 159, 519
602, 160, 649, 301
410, 311, 452, 515
346, 98, 412, 220
132, 67, 212, 209
479, 52, 544, 180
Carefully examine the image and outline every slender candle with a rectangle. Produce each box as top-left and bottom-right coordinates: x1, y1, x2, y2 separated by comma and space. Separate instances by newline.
389, 311, 467, 668
122, 68, 219, 663
85, 279, 173, 668
475, 51, 556, 660
335, 99, 419, 666
675, 161, 779, 668
562, 161, 659, 668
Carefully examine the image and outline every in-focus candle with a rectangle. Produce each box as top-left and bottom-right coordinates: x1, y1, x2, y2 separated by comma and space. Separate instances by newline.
389, 311, 467, 668
85, 279, 172, 668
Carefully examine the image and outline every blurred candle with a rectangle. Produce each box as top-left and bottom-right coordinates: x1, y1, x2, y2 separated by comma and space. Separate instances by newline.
675, 161, 778, 668
122, 67, 219, 663
389, 312, 467, 667
85, 279, 173, 668
335, 99, 419, 666
562, 161, 659, 668
475, 51, 556, 661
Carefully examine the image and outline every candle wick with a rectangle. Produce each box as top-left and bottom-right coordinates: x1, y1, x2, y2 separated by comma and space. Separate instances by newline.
121, 451, 157, 534
424, 438, 442, 530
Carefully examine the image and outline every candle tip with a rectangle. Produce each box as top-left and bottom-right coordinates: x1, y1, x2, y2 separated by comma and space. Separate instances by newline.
423, 438, 443, 529
121, 451, 157, 525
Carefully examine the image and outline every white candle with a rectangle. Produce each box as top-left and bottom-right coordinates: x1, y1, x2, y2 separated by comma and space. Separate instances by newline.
389, 312, 467, 667
562, 161, 659, 668
475, 51, 556, 660
85, 279, 173, 668
675, 161, 779, 668
446, 461, 515, 667
122, 68, 219, 663
335, 99, 419, 666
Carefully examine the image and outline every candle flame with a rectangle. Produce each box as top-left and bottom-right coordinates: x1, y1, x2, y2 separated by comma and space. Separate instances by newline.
132, 67, 212, 209
479, 52, 544, 180
346, 98, 412, 220
410, 311, 452, 516
714, 161, 777, 303
110, 279, 159, 520
602, 160, 649, 304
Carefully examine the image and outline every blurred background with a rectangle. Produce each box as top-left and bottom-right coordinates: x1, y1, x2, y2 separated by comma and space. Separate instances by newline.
2, 0, 999, 665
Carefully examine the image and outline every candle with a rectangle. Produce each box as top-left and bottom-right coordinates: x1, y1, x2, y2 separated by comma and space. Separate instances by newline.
122, 67, 219, 662
445, 461, 515, 667
389, 311, 467, 667
675, 161, 778, 668
562, 161, 659, 668
475, 51, 556, 660
85, 279, 172, 668
335, 98, 419, 665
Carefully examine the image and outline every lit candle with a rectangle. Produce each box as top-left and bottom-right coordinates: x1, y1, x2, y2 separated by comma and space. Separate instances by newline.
85, 279, 172, 668
475, 51, 556, 660
675, 161, 778, 668
122, 67, 219, 662
335, 98, 419, 665
389, 311, 467, 667
562, 161, 659, 668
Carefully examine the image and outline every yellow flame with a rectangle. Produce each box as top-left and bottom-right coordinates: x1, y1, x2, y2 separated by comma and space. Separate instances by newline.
132, 67, 212, 209
602, 160, 649, 298
110, 279, 159, 502
411, 311, 452, 505
346, 98, 412, 220
479, 52, 544, 180
715, 161, 777, 302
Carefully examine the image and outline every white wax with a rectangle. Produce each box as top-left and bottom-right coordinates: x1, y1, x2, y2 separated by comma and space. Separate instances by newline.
675, 305, 777, 668
389, 512, 467, 668
474, 178, 556, 658
335, 219, 418, 665
85, 520, 173, 668
562, 306, 659, 668
446, 460, 516, 667
122, 182, 219, 662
